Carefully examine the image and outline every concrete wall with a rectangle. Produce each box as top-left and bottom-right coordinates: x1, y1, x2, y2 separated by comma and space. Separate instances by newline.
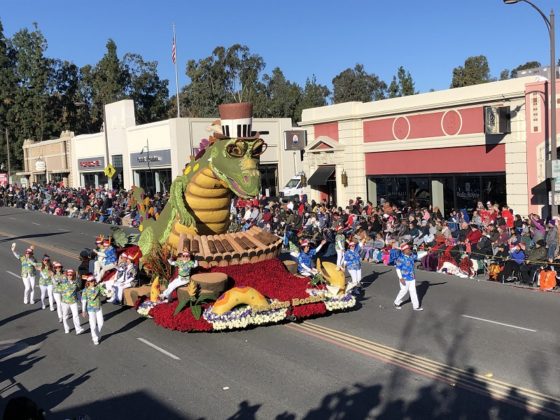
68, 100, 298, 193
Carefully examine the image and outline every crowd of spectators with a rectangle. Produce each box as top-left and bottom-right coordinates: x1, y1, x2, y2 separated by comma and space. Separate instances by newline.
232, 196, 559, 288
1, 182, 558, 289
0, 183, 168, 227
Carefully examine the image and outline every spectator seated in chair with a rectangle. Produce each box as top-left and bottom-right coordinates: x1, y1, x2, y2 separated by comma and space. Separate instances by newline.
499, 241, 526, 283
519, 239, 547, 285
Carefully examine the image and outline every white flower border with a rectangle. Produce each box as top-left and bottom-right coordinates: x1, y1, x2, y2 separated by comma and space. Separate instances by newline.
203, 305, 288, 331
202, 292, 357, 331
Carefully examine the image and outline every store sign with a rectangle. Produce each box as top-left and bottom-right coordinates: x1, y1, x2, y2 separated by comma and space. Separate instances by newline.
35, 160, 46, 172
284, 130, 307, 151
78, 157, 105, 171
130, 149, 171, 168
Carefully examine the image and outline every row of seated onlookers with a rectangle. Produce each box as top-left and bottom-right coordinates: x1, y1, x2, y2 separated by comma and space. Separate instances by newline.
360, 232, 557, 290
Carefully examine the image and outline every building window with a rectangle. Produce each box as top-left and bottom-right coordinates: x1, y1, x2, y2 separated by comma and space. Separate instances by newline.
259, 164, 278, 197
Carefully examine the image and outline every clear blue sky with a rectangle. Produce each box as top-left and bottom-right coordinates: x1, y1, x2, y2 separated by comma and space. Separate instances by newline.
1, 0, 558, 96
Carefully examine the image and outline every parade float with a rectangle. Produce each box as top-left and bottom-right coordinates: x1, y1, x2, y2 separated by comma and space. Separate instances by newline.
130, 102, 357, 332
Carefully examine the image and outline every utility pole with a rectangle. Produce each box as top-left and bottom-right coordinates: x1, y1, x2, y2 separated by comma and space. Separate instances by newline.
5, 128, 11, 183
102, 104, 112, 190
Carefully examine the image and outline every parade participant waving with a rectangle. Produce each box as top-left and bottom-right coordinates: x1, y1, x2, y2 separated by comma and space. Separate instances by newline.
108, 253, 137, 304
393, 243, 423, 311
297, 239, 326, 277
36, 255, 54, 311
60, 269, 84, 335
81, 274, 104, 345
342, 240, 364, 296
160, 251, 198, 301
335, 225, 346, 266
93, 238, 117, 282
11, 243, 37, 304
52, 262, 65, 323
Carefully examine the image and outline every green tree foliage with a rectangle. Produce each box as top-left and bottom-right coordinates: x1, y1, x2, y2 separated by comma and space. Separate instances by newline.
499, 69, 510, 80
0, 20, 17, 167
294, 75, 330, 122
388, 66, 416, 98
182, 44, 266, 117
47, 60, 91, 134
8, 23, 51, 164
450, 55, 491, 88
332, 64, 386, 103
510, 61, 541, 78
89, 39, 129, 130
123, 53, 169, 124
258, 67, 301, 121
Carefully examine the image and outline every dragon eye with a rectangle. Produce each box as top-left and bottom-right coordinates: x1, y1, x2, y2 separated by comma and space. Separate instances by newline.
251, 139, 267, 157
226, 141, 247, 158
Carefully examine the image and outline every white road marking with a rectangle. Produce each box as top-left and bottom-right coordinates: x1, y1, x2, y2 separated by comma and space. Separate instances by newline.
32, 222, 40, 226
8, 218, 16, 221
136, 338, 181, 360
461, 314, 537, 332
6, 271, 20, 279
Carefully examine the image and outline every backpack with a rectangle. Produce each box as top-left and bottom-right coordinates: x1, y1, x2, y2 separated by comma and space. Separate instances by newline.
488, 263, 502, 281
539, 270, 557, 291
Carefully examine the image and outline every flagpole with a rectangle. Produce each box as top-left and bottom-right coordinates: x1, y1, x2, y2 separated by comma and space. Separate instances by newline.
173, 23, 181, 119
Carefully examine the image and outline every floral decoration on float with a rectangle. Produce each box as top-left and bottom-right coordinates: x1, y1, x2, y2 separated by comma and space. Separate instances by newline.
147, 259, 358, 332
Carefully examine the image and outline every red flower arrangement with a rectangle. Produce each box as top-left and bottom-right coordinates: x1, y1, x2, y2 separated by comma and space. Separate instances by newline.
151, 259, 344, 332
151, 301, 213, 332
291, 302, 328, 320
209, 259, 311, 301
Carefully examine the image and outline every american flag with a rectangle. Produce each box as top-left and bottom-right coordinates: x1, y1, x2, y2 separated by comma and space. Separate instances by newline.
172, 33, 176, 64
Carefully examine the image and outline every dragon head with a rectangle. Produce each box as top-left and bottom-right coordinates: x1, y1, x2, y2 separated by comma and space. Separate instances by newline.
209, 137, 267, 199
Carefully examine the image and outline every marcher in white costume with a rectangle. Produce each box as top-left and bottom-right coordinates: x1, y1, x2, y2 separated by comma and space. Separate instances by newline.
11, 243, 37, 304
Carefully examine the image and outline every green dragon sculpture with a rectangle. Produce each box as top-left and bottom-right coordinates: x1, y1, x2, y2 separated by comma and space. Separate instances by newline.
137, 136, 267, 258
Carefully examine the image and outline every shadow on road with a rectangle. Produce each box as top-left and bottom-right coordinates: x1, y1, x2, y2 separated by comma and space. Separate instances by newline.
102, 316, 146, 342
0, 231, 71, 243
0, 308, 41, 328
103, 304, 129, 321
4, 389, 192, 420
219, 297, 559, 419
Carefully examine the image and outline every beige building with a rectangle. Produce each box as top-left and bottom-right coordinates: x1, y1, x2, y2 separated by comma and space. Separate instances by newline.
68, 100, 300, 196
19, 130, 73, 186
299, 76, 560, 217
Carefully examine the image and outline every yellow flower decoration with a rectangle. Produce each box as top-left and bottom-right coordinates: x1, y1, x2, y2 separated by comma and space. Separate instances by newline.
186, 281, 197, 297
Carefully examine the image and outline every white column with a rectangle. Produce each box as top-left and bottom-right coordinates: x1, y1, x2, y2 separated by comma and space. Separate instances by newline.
367, 178, 377, 206
155, 171, 161, 193
431, 179, 444, 216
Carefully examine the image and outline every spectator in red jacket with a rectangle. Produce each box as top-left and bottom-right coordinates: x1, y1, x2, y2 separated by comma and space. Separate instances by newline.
466, 224, 482, 245
501, 205, 514, 229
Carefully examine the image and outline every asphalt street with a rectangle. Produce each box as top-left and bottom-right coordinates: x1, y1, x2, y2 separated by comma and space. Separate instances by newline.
0, 207, 559, 419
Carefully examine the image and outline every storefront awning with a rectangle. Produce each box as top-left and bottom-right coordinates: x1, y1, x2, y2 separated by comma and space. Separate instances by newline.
308, 165, 335, 187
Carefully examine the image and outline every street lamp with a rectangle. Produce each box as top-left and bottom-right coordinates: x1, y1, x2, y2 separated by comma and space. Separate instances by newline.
504, 0, 557, 216
140, 139, 155, 194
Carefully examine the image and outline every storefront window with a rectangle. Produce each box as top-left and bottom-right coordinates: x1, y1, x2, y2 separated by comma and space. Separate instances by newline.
259, 164, 278, 197
480, 175, 506, 206
136, 169, 172, 195
408, 177, 430, 208
369, 173, 506, 217
374, 177, 407, 206
455, 175, 482, 211
82, 172, 108, 189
